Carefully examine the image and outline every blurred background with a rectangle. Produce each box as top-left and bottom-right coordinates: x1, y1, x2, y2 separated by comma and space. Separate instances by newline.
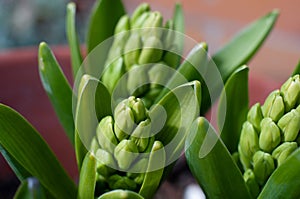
0, 0, 299, 198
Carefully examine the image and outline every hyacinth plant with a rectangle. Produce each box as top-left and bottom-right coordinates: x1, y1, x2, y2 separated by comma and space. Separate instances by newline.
0, 0, 279, 198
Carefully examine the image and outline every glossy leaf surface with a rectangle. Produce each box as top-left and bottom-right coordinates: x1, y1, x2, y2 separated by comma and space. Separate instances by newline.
0, 104, 77, 198
38, 42, 75, 145
218, 65, 249, 153
98, 190, 144, 199
185, 117, 251, 199
14, 178, 48, 199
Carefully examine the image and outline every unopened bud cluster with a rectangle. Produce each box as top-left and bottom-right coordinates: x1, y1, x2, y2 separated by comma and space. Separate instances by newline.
238, 74, 300, 197
94, 96, 162, 194
102, 3, 179, 106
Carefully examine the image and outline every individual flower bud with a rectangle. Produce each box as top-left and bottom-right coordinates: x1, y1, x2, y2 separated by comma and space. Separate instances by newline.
128, 172, 145, 185
238, 145, 251, 171
114, 140, 139, 170
108, 174, 137, 191
280, 75, 300, 112
148, 62, 171, 87
95, 149, 117, 177
259, 118, 281, 153
162, 20, 175, 49
247, 103, 263, 132
138, 36, 163, 65
243, 169, 260, 198
114, 102, 135, 141
261, 90, 285, 122
130, 119, 151, 152
253, 151, 275, 186
141, 12, 163, 39
96, 116, 118, 154
124, 32, 142, 70
128, 97, 148, 123
131, 12, 150, 29
239, 121, 259, 159
114, 15, 130, 34
102, 57, 125, 93
130, 3, 150, 25
272, 142, 297, 166
127, 65, 150, 97
278, 109, 300, 142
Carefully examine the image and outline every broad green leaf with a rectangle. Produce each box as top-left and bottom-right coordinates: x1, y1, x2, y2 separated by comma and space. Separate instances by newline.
14, 178, 48, 199
98, 190, 144, 199
212, 10, 279, 82
0, 145, 31, 181
155, 43, 207, 104
0, 104, 77, 198
75, 75, 111, 169
218, 66, 249, 153
38, 42, 75, 145
139, 141, 165, 199
151, 81, 201, 167
292, 60, 300, 76
66, 2, 83, 78
173, 3, 184, 64
185, 117, 251, 199
78, 153, 97, 199
258, 149, 300, 199
86, 0, 125, 53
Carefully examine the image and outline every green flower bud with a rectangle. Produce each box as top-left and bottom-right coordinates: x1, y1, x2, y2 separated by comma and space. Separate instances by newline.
163, 45, 180, 69
95, 149, 117, 177
272, 142, 297, 166
114, 140, 139, 170
127, 65, 150, 97
128, 97, 148, 123
148, 62, 170, 86
261, 90, 285, 122
280, 75, 300, 112
130, 119, 151, 152
131, 12, 150, 29
141, 12, 163, 39
114, 102, 135, 141
259, 118, 281, 153
238, 145, 251, 171
239, 121, 259, 159
162, 20, 175, 49
278, 109, 300, 142
108, 174, 137, 191
243, 169, 260, 198
138, 36, 163, 65
253, 151, 275, 186
124, 33, 142, 70
96, 116, 118, 154
131, 3, 150, 26
102, 57, 125, 93
247, 103, 263, 132
114, 15, 130, 34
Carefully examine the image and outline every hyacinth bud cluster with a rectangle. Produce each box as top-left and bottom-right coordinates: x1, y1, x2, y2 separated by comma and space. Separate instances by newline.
93, 96, 163, 195
101, 3, 179, 106
238, 74, 300, 197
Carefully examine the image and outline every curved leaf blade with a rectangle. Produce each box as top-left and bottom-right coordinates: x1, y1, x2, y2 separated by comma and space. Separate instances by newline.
66, 2, 83, 78
98, 190, 144, 199
258, 149, 300, 199
0, 104, 77, 198
292, 60, 300, 76
212, 10, 279, 82
86, 0, 125, 53
218, 65, 249, 153
173, 3, 184, 61
78, 153, 97, 199
38, 42, 75, 145
185, 117, 251, 199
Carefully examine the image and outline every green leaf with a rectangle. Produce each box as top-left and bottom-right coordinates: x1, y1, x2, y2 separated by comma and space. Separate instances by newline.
78, 153, 97, 199
173, 3, 184, 62
86, 0, 125, 53
75, 75, 111, 169
258, 149, 300, 199
98, 190, 144, 199
14, 178, 48, 199
292, 60, 300, 76
211, 10, 279, 82
151, 81, 201, 165
38, 42, 75, 145
66, 2, 83, 78
139, 141, 165, 199
0, 104, 77, 198
218, 66, 249, 153
185, 117, 251, 199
